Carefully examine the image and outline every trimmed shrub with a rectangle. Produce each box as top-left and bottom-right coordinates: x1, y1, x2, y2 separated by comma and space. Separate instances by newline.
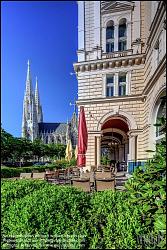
1, 180, 90, 249
87, 190, 143, 249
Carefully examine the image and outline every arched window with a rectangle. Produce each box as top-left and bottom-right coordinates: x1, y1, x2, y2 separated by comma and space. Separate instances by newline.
118, 18, 127, 51
156, 97, 166, 138
106, 20, 114, 53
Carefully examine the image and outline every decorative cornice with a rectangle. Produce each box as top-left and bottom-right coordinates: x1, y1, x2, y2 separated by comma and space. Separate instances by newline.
76, 94, 146, 106
101, 1, 134, 15
74, 54, 146, 73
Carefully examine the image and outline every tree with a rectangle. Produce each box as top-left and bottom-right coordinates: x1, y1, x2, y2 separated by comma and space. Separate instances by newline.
10, 137, 33, 166
1, 128, 15, 162
125, 117, 166, 248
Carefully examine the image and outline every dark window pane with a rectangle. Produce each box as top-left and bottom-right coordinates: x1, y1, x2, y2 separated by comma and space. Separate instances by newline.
107, 87, 110, 97
119, 87, 121, 96
107, 77, 114, 84
118, 41, 127, 51
123, 85, 126, 95
119, 24, 126, 37
106, 43, 109, 52
119, 85, 126, 96
110, 87, 114, 96
106, 26, 114, 39
106, 43, 114, 53
119, 75, 126, 82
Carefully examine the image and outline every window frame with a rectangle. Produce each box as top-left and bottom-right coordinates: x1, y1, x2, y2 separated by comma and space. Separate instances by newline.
106, 75, 114, 97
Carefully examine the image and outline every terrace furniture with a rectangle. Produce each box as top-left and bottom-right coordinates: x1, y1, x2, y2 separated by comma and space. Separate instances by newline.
95, 178, 115, 191
90, 165, 97, 172
45, 169, 51, 174
81, 172, 95, 183
32, 170, 39, 173
32, 172, 46, 180
95, 171, 114, 179
95, 171, 116, 187
71, 178, 91, 192
72, 167, 80, 177
20, 173, 32, 179
45, 171, 58, 183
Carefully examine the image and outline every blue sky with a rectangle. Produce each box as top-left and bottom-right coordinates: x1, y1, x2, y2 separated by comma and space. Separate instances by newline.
2, 1, 78, 137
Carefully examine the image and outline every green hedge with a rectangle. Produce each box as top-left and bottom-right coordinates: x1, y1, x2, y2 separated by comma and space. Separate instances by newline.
1, 159, 77, 178
1, 179, 165, 249
1, 180, 90, 249
1, 166, 55, 178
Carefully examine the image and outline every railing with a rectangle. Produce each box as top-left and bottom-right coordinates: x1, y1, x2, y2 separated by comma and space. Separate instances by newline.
102, 49, 133, 59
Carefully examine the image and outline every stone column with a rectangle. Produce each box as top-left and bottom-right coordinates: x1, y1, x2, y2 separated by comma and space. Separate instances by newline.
127, 22, 132, 50
128, 133, 137, 161
114, 24, 119, 51
114, 72, 119, 96
96, 136, 101, 167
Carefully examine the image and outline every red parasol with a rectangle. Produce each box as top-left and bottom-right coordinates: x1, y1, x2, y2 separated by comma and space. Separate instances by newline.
77, 106, 88, 167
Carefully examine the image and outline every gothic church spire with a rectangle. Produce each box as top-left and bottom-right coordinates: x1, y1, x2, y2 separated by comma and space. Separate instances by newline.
35, 76, 43, 123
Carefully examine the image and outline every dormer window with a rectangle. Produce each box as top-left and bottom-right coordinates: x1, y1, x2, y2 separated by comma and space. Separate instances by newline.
118, 18, 127, 51
106, 20, 114, 53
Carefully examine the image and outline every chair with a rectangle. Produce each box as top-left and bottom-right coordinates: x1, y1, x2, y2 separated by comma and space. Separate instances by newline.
90, 165, 97, 172
95, 171, 113, 179
72, 167, 80, 177
45, 169, 51, 174
32, 172, 46, 180
95, 178, 115, 191
81, 172, 94, 183
32, 170, 39, 173
71, 178, 91, 192
45, 171, 57, 182
20, 173, 32, 179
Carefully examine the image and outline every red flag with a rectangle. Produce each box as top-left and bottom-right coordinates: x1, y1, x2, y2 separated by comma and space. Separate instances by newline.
77, 106, 88, 167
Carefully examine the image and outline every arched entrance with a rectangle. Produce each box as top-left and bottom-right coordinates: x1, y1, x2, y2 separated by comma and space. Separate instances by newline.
100, 116, 129, 169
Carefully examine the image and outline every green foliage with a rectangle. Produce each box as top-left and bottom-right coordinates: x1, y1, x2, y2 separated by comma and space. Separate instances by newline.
87, 191, 143, 249
1, 180, 90, 249
125, 117, 166, 248
1, 119, 166, 249
1, 158, 77, 178
1, 128, 16, 162
101, 155, 110, 165
1, 128, 66, 163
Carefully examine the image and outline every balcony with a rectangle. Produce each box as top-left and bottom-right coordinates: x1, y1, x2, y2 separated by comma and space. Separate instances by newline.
102, 49, 133, 59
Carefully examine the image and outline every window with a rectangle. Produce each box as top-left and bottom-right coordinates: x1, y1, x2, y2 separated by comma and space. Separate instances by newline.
156, 97, 166, 137
106, 21, 114, 53
118, 19, 127, 51
118, 74, 126, 96
106, 76, 114, 97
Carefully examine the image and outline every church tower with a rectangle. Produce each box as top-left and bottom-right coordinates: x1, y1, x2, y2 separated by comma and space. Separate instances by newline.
35, 77, 43, 123
22, 60, 38, 141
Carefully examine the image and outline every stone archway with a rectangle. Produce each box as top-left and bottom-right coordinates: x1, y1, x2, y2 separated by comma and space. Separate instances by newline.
95, 109, 138, 170
100, 116, 129, 168
97, 108, 137, 131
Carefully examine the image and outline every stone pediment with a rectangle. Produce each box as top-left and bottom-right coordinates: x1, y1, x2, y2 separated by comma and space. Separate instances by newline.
101, 1, 134, 15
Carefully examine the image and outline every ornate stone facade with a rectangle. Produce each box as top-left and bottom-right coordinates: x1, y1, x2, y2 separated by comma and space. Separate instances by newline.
74, 1, 166, 173
22, 61, 78, 146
